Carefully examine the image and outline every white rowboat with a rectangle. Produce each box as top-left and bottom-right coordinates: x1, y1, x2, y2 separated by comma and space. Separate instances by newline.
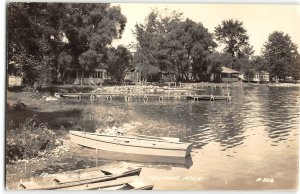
70, 130, 193, 158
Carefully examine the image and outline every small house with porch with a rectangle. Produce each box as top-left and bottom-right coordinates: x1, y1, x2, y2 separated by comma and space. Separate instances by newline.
65, 68, 108, 86
221, 67, 240, 82
251, 71, 270, 83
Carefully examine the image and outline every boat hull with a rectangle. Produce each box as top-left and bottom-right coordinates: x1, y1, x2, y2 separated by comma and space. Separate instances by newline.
70, 131, 192, 159
186, 95, 231, 101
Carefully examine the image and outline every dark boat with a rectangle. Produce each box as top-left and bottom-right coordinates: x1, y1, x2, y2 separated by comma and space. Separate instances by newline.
186, 95, 231, 101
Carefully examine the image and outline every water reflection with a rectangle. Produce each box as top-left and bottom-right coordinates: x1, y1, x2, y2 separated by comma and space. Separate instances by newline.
65, 85, 299, 159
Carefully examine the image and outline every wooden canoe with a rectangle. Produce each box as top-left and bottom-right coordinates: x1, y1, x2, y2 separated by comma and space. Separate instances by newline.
20, 168, 141, 190
60, 176, 151, 190
70, 130, 193, 158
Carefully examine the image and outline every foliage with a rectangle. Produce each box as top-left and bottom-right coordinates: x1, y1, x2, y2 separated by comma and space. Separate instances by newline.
107, 45, 133, 83
62, 4, 126, 73
291, 55, 300, 81
214, 19, 249, 59
207, 52, 227, 82
13, 101, 27, 111
8, 3, 66, 85
80, 106, 134, 132
262, 31, 299, 81
251, 56, 267, 72
7, 3, 127, 85
133, 9, 216, 82
6, 115, 56, 162
57, 51, 73, 83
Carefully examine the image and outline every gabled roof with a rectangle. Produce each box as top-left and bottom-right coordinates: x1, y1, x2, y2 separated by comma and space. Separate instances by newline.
135, 63, 161, 74
221, 66, 240, 74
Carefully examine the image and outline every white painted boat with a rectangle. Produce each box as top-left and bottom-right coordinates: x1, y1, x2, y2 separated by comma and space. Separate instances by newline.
69, 130, 193, 158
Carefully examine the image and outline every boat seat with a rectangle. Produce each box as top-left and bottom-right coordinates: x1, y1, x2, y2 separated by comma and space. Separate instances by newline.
19, 181, 41, 189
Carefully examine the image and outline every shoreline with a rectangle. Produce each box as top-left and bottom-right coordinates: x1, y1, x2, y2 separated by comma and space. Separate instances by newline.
5, 87, 299, 190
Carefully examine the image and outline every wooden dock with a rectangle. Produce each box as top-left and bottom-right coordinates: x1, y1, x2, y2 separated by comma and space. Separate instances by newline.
55, 92, 231, 102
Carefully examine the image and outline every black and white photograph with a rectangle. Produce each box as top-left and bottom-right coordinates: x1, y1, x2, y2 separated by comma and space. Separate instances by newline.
5, 2, 300, 190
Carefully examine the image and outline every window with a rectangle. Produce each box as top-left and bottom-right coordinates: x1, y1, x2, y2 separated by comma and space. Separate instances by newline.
93, 70, 104, 79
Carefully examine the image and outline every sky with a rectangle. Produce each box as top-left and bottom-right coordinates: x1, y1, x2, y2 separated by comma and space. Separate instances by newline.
111, 3, 300, 55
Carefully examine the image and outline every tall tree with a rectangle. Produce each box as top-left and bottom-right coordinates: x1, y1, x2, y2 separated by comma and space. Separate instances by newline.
7, 3, 65, 84
61, 4, 127, 78
292, 54, 300, 81
7, 3, 127, 84
262, 31, 298, 81
214, 19, 249, 60
107, 45, 133, 84
133, 10, 216, 82
207, 52, 224, 82
179, 19, 216, 81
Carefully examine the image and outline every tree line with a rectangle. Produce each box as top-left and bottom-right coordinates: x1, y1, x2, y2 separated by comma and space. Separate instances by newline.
133, 9, 300, 82
8, 3, 132, 85
7, 3, 300, 85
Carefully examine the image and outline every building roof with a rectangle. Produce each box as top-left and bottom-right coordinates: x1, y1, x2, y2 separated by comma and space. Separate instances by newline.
221, 66, 240, 74
135, 63, 161, 74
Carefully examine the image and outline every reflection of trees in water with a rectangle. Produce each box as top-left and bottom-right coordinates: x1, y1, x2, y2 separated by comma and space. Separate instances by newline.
180, 101, 212, 148
115, 86, 299, 150
184, 88, 246, 150
208, 102, 245, 151
263, 87, 299, 145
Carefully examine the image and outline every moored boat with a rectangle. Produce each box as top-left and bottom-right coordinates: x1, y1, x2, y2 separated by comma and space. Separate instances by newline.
20, 168, 142, 190
69, 130, 193, 158
186, 95, 231, 101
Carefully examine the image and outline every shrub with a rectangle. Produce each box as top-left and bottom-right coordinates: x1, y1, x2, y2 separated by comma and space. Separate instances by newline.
13, 100, 27, 111
6, 115, 56, 163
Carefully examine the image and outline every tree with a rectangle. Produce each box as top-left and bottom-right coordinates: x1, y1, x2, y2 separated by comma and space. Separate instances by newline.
289, 54, 300, 81
179, 19, 216, 81
251, 56, 267, 72
133, 10, 216, 82
134, 9, 184, 77
8, 3, 70, 84
7, 3, 127, 85
236, 45, 255, 81
207, 52, 224, 82
61, 4, 127, 80
262, 31, 298, 82
214, 19, 249, 59
107, 45, 133, 84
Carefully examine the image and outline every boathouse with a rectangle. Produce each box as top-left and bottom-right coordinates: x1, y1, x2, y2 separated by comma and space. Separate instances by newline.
221, 67, 240, 82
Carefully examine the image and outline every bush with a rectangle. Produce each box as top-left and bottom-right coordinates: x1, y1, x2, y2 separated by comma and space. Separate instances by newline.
13, 100, 27, 111
6, 115, 56, 163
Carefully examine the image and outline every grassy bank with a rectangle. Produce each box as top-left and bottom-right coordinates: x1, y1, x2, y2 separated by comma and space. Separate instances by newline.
6, 91, 190, 165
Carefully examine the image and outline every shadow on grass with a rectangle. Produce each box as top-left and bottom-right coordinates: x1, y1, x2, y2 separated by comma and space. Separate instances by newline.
6, 107, 82, 133
32, 157, 111, 176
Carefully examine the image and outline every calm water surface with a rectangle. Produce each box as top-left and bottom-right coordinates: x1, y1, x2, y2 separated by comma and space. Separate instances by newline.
101, 85, 299, 152
90, 85, 299, 189
8, 85, 299, 190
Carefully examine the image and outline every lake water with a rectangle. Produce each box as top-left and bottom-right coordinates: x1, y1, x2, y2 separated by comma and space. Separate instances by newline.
89, 85, 299, 189
7, 85, 299, 190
